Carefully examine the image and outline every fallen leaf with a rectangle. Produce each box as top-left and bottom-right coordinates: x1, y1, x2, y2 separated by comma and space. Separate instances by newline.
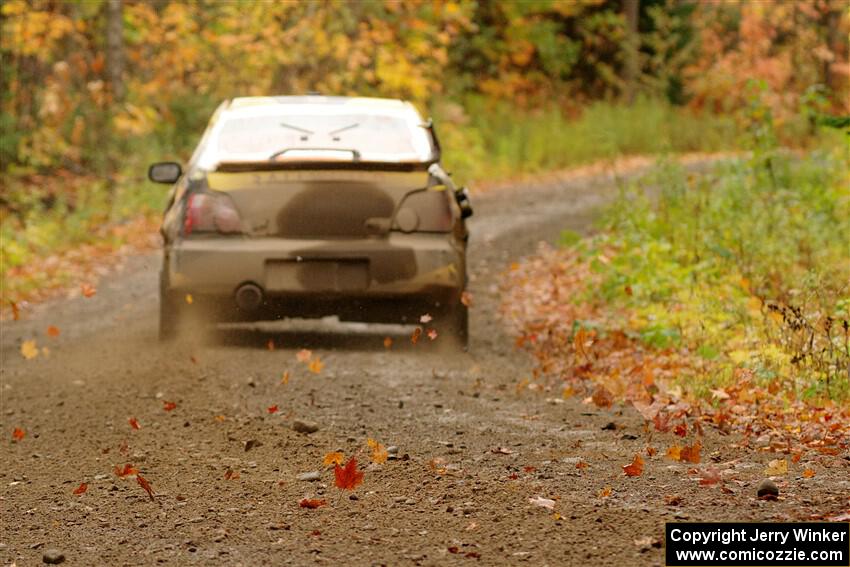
334, 457, 364, 490
81, 283, 97, 298
523, 466, 537, 473
427, 328, 438, 341
323, 452, 344, 467
646, 446, 657, 457
367, 439, 388, 464
673, 423, 687, 437
10, 301, 20, 320
214, 415, 226, 422
266, 338, 275, 351
128, 417, 140, 430
296, 349, 312, 363
681, 441, 701, 464
791, 453, 802, 463
653, 412, 671, 432
698, 467, 722, 486
20, 340, 38, 360
764, 458, 788, 476
280, 371, 290, 385
12, 427, 25, 441
802, 468, 815, 478
575, 460, 589, 469
666, 444, 682, 461
460, 291, 473, 307
411, 327, 422, 344
591, 386, 613, 408
224, 469, 240, 480
299, 498, 326, 509
623, 453, 644, 477
307, 357, 324, 374
598, 486, 612, 498
136, 474, 155, 501
383, 337, 393, 349
529, 496, 556, 510
114, 463, 138, 478
185, 294, 193, 304
46, 325, 60, 337
73, 482, 88, 495
420, 314, 433, 324
162, 401, 177, 411
267, 405, 278, 414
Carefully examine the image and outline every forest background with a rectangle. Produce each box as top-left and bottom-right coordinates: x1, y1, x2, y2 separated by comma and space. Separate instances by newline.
1, 0, 848, 302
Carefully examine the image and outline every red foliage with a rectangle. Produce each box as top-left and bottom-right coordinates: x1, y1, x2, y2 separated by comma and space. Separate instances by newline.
334, 456, 364, 490
73, 482, 88, 495
299, 498, 326, 509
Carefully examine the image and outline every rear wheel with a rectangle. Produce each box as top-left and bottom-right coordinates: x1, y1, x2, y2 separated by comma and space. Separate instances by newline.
158, 272, 183, 342
439, 302, 468, 351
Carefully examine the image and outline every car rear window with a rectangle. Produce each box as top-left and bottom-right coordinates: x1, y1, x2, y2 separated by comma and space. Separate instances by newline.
216, 113, 433, 163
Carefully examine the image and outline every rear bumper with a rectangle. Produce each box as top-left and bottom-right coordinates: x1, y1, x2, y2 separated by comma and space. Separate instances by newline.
164, 234, 465, 321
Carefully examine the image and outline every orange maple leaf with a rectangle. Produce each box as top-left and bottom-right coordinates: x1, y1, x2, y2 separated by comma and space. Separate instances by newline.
136, 474, 155, 501
114, 463, 138, 478
11, 427, 25, 441
162, 401, 177, 411
128, 417, 141, 430
598, 486, 612, 498
427, 328, 438, 341
666, 444, 682, 461
334, 456, 364, 490
367, 438, 388, 464
81, 283, 97, 298
623, 453, 644, 477
267, 405, 278, 414
680, 441, 701, 464
802, 468, 816, 478
323, 451, 344, 466
299, 498, 326, 509
591, 386, 613, 408
307, 357, 324, 374
46, 325, 60, 337
73, 482, 88, 495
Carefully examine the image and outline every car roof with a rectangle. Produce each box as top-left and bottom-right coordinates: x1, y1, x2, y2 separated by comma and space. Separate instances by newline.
223, 96, 416, 117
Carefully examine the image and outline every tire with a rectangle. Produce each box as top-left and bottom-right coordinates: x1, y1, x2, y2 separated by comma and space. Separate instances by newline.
158, 270, 183, 342
441, 302, 469, 351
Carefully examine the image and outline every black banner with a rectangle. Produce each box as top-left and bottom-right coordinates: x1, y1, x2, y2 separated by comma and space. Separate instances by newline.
666, 522, 849, 566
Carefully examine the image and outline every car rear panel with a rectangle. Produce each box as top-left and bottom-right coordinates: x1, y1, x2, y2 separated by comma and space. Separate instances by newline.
204, 169, 452, 238
168, 233, 463, 297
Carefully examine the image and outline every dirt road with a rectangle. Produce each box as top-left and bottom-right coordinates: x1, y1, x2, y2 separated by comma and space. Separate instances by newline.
2, 163, 847, 566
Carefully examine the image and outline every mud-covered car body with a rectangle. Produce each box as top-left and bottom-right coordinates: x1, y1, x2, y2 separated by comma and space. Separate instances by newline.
149, 96, 472, 343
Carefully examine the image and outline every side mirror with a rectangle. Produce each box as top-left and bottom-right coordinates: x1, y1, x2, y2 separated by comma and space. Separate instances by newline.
148, 162, 182, 184
455, 186, 473, 219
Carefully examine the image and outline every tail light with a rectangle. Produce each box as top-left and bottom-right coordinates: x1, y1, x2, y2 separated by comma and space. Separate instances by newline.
183, 192, 242, 236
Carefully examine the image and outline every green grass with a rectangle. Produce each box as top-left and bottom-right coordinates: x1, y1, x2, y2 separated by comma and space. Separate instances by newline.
438, 97, 743, 183
573, 133, 850, 403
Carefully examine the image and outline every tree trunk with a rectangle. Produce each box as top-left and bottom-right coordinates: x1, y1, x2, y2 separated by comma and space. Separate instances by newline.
106, 0, 125, 102
622, 0, 640, 104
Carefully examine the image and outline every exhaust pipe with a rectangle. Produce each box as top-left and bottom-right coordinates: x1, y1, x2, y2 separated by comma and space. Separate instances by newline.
235, 283, 264, 312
